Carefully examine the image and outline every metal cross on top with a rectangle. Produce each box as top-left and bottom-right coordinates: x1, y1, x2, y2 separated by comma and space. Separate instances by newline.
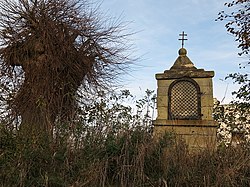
178, 31, 188, 48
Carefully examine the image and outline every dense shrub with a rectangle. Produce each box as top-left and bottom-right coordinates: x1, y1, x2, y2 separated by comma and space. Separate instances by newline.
1, 91, 250, 186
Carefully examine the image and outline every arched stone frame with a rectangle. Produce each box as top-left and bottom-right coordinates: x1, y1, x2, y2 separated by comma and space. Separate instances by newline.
168, 78, 201, 120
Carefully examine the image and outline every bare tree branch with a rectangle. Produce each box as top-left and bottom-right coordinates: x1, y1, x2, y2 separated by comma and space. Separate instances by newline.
0, 0, 134, 137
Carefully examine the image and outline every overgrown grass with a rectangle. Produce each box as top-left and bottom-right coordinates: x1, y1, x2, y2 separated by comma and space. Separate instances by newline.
1, 90, 250, 186
1, 125, 250, 187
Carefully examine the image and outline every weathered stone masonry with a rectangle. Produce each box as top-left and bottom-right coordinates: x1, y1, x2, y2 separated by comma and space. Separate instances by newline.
153, 47, 217, 150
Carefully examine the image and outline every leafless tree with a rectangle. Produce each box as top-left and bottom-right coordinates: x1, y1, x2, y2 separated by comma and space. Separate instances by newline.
0, 0, 133, 137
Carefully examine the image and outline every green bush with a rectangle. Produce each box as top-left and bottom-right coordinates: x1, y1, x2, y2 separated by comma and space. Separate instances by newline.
1, 90, 250, 186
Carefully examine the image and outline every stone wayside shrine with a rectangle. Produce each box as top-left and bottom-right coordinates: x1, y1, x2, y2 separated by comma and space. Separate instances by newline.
153, 32, 217, 150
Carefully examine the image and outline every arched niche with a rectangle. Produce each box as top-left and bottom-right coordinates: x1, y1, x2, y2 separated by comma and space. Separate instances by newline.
168, 78, 201, 120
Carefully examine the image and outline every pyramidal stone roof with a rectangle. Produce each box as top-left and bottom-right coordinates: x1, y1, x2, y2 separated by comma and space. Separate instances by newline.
156, 48, 215, 80
170, 48, 196, 70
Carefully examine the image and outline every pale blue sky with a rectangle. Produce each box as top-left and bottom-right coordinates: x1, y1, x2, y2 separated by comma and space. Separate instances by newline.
100, 0, 245, 104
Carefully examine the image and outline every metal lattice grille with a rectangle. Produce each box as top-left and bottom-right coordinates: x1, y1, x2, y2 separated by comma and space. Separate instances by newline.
169, 80, 200, 120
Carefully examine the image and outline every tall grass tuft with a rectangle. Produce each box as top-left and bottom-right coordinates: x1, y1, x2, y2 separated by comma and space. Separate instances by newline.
1, 125, 250, 186
1, 90, 250, 186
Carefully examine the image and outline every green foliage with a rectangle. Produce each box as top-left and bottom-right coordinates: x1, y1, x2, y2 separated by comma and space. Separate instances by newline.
1, 90, 250, 187
214, 101, 250, 148
227, 73, 250, 104
217, 0, 250, 56
217, 0, 250, 105
216, 1, 250, 147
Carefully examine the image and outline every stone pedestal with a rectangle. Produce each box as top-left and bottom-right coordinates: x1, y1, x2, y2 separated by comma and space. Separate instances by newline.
153, 120, 217, 149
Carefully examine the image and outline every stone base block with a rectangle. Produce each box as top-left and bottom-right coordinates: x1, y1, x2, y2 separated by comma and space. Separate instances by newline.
153, 120, 217, 151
